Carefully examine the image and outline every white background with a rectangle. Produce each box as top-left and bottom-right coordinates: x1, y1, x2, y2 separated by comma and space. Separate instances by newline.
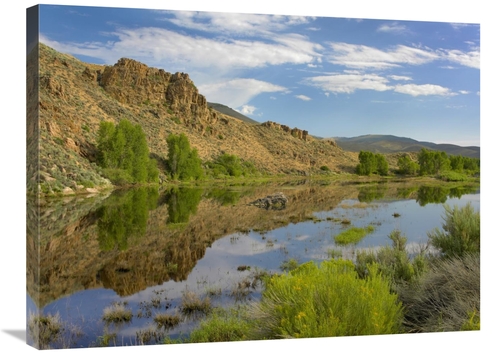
1, 1, 497, 353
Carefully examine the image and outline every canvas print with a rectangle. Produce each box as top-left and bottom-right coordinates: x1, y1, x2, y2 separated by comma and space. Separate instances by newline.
26, 4, 480, 350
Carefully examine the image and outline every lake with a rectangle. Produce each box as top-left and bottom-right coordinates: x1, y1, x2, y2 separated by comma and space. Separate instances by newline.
26, 179, 480, 348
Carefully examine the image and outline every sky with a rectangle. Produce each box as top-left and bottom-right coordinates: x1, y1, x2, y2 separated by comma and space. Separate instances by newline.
36, 4, 480, 147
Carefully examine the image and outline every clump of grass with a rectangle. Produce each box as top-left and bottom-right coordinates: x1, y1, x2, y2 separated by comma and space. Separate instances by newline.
397, 253, 480, 333
280, 258, 299, 272
102, 302, 133, 324
327, 248, 343, 259
340, 218, 351, 225
27, 312, 63, 349
136, 326, 167, 345
154, 313, 181, 329
180, 291, 212, 316
355, 230, 428, 288
237, 265, 251, 271
189, 307, 251, 343
247, 259, 402, 339
334, 225, 375, 245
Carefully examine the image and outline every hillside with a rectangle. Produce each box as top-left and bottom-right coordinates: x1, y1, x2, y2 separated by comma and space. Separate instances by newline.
27, 43, 359, 196
331, 135, 480, 159
207, 102, 260, 125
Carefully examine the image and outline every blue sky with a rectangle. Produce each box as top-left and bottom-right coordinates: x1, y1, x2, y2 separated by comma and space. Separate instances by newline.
38, 4, 480, 147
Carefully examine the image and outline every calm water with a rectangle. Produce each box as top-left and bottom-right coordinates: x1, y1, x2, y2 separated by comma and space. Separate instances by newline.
26, 180, 480, 348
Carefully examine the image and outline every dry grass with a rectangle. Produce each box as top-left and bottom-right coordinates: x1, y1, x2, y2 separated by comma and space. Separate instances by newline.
180, 291, 212, 316
397, 253, 480, 333
153, 313, 181, 329
102, 302, 133, 324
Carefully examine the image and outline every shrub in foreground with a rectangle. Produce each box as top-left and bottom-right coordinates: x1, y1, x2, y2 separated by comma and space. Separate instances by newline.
188, 307, 251, 343
397, 253, 480, 333
248, 259, 403, 339
427, 202, 480, 258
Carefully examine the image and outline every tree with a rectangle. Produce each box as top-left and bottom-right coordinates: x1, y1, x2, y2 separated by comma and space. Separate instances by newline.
356, 151, 389, 176
397, 155, 419, 175
97, 120, 159, 184
166, 133, 203, 181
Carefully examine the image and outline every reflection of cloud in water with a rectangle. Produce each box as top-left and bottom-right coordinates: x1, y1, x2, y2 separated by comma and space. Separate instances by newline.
295, 234, 311, 241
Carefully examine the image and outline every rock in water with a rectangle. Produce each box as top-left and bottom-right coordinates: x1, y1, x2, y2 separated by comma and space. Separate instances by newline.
249, 192, 288, 210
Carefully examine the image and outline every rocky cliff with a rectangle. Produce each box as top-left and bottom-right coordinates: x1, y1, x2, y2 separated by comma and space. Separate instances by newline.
29, 43, 359, 196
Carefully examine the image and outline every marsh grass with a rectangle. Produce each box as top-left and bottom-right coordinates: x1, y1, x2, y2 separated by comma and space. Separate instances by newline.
27, 312, 63, 349
153, 313, 181, 329
180, 291, 212, 316
27, 311, 83, 349
102, 302, 133, 324
334, 225, 375, 245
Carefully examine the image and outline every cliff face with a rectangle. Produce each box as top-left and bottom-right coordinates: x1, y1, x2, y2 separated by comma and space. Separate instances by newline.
262, 121, 309, 141
30, 43, 358, 196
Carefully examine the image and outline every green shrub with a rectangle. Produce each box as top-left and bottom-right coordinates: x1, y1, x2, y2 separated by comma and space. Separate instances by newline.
189, 308, 250, 343
248, 259, 402, 339
437, 170, 468, 182
166, 133, 203, 181
334, 225, 375, 245
355, 230, 428, 287
427, 202, 480, 258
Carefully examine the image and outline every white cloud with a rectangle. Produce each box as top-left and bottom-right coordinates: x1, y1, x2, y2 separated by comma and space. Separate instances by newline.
163, 11, 312, 36
198, 78, 288, 108
459, 90, 470, 94
440, 49, 480, 69
377, 22, 409, 34
393, 84, 457, 97
239, 105, 257, 115
388, 75, 412, 81
295, 95, 312, 101
40, 25, 322, 73
327, 42, 439, 69
305, 73, 392, 94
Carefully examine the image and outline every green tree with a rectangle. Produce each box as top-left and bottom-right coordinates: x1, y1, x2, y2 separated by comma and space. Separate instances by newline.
356, 151, 389, 176
97, 120, 158, 184
397, 155, 419, 175
417, 149, 450, 176
166, 133, 203, 181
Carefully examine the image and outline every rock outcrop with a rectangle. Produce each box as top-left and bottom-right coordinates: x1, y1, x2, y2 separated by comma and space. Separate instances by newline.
262, 121, 309, 141
98, 58, 218, 126
249, 192, 288, 210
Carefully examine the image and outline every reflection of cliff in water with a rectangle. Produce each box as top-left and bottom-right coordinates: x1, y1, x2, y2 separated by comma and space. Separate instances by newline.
26, 180, 479, 308
27, 182, 363, 307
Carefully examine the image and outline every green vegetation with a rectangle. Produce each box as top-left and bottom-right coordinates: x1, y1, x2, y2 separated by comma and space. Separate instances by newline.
188, 308, 251, 343
279, 258, 300, 272
427, 202, 480, 258
355, 151, 389, 176
164, 187, 203, 225
334, 225, 375, 245
97, 187, 159, 251
417, 148, 479, 177
355, 230, 427, 287
206, 153, 258, 178
166, 133, 203, 181
397, 154, 419, 175
249, 259, 403, 339
97, 120, 159, 185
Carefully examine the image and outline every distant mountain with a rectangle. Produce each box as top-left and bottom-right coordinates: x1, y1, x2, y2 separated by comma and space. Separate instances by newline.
207, 102, 260, 125
330, 135, 480, 159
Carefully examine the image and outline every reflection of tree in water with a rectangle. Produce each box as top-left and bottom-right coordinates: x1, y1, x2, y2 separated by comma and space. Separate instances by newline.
357, 184, 388, 202
164, 187, 203, 224
416, 186, 448, 206
97, 187, 159, 251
